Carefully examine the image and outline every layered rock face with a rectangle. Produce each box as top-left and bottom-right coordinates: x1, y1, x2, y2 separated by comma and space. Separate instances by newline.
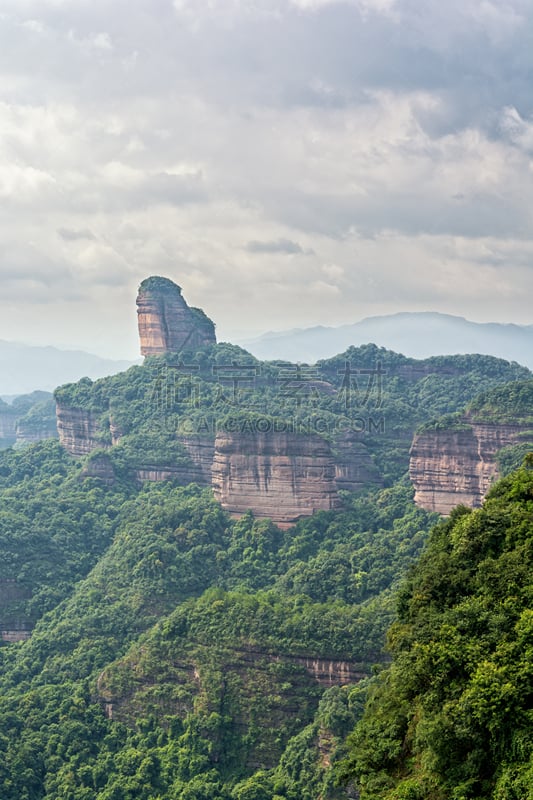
133, 436, 215, 486
410, 420, 530, 514
57, 408, 378, 522
16, 418, 58, 445
333, 431, 382, 492
137, 276, 216, 356
98, 643, 368, 770
81, 453, 117, 485
212, 431, 340, 524
56, 405, 104, 456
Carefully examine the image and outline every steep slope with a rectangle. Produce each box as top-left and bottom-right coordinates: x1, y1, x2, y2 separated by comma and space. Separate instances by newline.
0, 473, 436, 799
211, 430, 341, 523
341, 463, 533, 800
54, 338, 531, 524
0, 391, 58, 449
410, 381, 533, 513
137, 275, 216, 355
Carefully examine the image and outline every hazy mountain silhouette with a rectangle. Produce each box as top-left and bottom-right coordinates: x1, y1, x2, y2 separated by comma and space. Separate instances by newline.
238, 312, 533, 368
0, 341, 136, 395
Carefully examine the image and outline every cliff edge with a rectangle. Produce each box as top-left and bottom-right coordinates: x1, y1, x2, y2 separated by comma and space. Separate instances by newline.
136, 276, 216, 356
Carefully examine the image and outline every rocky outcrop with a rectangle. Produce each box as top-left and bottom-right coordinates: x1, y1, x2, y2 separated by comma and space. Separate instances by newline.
137, 276, 216, 356
178, 435, 215, 484
81, 453, 116, 485
133, 436, 215, 487
410, 419, 532, 514
56, 404, 105, 456
212, 431, 340, 524
98, 643, 368, 769
333, 431, 382, 492
57, 408, 380, 522
16, 417, 58, 445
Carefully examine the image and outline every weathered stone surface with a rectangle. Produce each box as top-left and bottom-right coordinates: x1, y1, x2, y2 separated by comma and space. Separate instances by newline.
56, 404, 103, 456
410, 419, 530, 514
333, 431, 382, 492
16, 418, 58, 445
137, 276, 216, 356
134, 436, 215, 487
81, 453, 116, 485
178, 435, 216, 485
212, 431, 341, 524
97, 643, 368, 769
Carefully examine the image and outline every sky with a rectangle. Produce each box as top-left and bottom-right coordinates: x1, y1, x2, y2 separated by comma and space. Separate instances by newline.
1, 0, 533, 359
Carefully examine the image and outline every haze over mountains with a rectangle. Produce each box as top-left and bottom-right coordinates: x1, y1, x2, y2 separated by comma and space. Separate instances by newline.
0, 340, 136, 396
3, 311, 533, 397
239, 312, 533, 369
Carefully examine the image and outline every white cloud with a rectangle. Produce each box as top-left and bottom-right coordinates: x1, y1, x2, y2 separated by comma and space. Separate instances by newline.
0, 0, 531, 358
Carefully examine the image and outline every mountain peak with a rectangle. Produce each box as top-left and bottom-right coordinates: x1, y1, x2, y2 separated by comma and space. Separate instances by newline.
136, 276, 216, 356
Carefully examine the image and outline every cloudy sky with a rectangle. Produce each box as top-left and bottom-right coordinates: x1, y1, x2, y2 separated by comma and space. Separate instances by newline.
1, 0, 532, 358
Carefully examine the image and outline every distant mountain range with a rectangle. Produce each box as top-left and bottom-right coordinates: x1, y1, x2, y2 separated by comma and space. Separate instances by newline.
238, 312, 533, 369
0, 340, 136, 396
4, 312, 533, 396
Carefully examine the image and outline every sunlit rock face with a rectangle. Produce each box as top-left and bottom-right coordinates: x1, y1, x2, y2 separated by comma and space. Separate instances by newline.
410, 419, 530, 514
212, 430, 341, 525
56, 405, 103, 456
136, 276, 216, 356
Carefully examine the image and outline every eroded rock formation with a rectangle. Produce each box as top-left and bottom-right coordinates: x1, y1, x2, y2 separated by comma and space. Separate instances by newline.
212, 431, 341, 524
137, 276, 216, 356
97, 643, 368, 769
131, 436, 214, 487
16, 417, 58, 445
333, 430, 382, 492
410, 418, 531, 514
56, 405, 104, 456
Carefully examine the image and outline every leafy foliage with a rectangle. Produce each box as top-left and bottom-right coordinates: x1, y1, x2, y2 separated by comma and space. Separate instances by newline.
340, 465, 533, 800
53, 344, 530, 489
0, 452, 436, 798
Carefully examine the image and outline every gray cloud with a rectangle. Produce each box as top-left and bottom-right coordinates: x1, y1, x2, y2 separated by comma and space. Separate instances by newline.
57, 228, 96, 241
0, 0, 532, 358
245, 238, 309, 254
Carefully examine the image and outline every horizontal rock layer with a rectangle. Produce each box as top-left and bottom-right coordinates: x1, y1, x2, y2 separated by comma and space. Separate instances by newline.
56, 404, 103, 456
212, 431, 341, 524
137, 277, 216, 356
16, 419, 58, 445
98, 643, 368, 769
57, 406, 385, 522
410, 420, 530, 514
333, 431, 383, 492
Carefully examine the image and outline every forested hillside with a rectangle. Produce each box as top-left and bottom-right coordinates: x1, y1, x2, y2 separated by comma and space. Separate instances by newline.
341, 462, 533, 800
0, 342, 531, 798
0, 438, 436, 799
54, 343, 530, 489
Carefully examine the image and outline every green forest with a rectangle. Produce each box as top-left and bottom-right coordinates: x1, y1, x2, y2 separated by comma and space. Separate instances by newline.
0, 344, 531, 798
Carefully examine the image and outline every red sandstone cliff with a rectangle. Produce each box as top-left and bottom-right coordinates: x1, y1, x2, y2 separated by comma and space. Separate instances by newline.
333, 430, 382, 492
137, 276, 216, 356
211, 431, 341, 524
410, 418, 531, 514
55, 405, 105, 456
